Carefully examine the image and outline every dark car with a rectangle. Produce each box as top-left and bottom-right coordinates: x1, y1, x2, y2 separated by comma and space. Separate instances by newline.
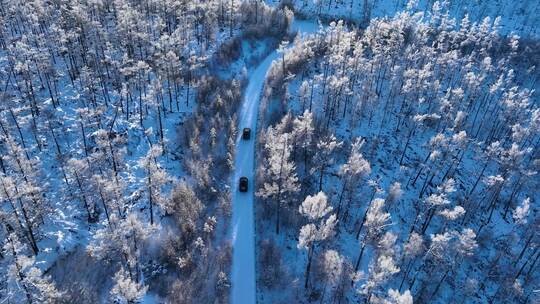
242, 128, 251, 140
239, 177, 249, 192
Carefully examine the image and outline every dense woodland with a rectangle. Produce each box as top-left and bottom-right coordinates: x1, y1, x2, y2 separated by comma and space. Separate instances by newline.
272, 0, 540, 37
0, 0, 538, 303
256, 3, 539, 303
0, 0, 292, 302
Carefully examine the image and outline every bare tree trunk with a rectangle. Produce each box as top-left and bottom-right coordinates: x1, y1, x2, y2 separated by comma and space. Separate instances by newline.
7, 234, 34, 303
147, 166, 154, 225
304, 243, 315, 289
430, 268, 450, 299
275, 137, 288, 235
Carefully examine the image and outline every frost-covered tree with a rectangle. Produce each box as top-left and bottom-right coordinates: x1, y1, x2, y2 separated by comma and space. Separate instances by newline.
169, 181, 204, 242
91, 129, 127, 181
337, 138, 371, 217
513, 197, 530, 225
408, 228, 477, 299
297, 191, 337, 289
3, 232, 61, 303
92, 169, 128, 222
109, 268, 148, 304
138, 145, 172, 225
215, 270, 231, 298
398, 232, 425, 291
258, 116, 300, 234
88, 213, 155, 284
291, 110, 314, 174
355, 198, 391, 272
379, 289, 413, 304
320, 249, 344, 302
1, 137, 47, 255
66, 158, 98, 223
420, 178, 457, 234
385, 182, 403, 212
0, 174, 40, 256
360, 254, 400, 302
312, 134, 342, 191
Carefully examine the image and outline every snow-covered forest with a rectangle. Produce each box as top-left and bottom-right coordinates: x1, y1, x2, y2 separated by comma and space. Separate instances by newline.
270, 0, 540, 37
0, 0, 293, 302
0, 0, 538, 303
256, 2, 540, 303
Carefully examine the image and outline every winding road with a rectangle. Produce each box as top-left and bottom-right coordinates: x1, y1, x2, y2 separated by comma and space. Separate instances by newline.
230, 20, 319, 304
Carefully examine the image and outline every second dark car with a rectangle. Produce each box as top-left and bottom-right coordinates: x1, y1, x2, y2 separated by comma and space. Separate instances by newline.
239, 177, 249, 192
242, 128, 251, 140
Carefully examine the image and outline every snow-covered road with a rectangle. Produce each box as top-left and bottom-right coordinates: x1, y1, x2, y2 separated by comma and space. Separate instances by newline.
230, 48, 279, 304
230, 19, 319, 304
